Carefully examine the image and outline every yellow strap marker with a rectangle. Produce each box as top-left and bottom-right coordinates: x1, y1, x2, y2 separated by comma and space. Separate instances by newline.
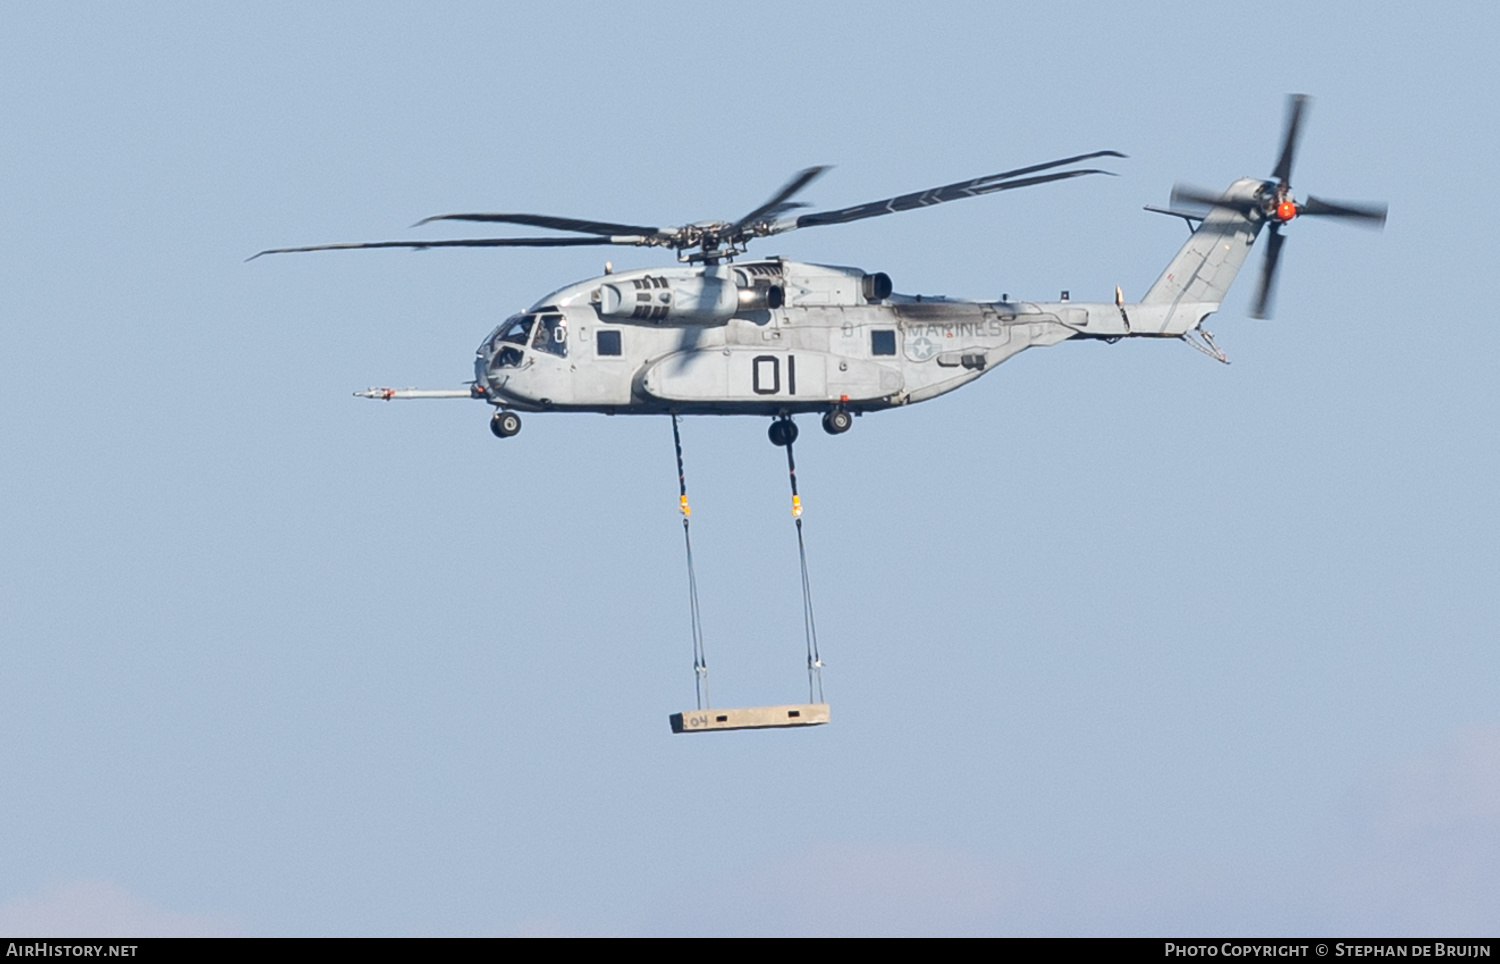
791, 494, 803, 518
679, 494, 691, 517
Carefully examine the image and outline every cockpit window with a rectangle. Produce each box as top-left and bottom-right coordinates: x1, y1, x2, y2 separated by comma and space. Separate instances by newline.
532, 313, 568, 357
498, 314, 534, 345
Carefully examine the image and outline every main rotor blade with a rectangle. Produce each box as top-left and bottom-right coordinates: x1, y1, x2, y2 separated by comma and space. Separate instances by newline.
972, 149, 1126, 184
735, 165, 830, 229
1271, 93, 1310, 187
1169, 183, 1259, 214
414, 212, 663, 236
1251, 224, 1286, 319
794, 153, 1123, 230
248, 235, 645, 260
1299, 195, 1388, 227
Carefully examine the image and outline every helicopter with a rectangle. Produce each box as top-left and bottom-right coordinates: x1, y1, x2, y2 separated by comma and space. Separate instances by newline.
253, 95, 1386, 448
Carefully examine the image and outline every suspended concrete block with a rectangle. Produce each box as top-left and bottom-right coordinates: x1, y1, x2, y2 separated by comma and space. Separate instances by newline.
669, 703, 830, 734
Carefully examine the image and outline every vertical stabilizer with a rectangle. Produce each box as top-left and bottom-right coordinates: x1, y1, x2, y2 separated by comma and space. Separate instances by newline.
1142, 178, 1266, 310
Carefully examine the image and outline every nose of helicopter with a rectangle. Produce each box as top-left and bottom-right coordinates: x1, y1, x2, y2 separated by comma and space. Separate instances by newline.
477, 348, 547, 410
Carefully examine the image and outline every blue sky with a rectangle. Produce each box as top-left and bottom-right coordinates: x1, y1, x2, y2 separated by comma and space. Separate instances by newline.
2, 1, 1497, 936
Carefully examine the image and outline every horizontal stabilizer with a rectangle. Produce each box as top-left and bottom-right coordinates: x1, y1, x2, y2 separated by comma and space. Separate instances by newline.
1143, 204, 1206, 223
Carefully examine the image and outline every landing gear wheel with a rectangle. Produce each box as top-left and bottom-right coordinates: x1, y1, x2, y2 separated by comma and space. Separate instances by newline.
490, 410, 522, 438
768, 417, 799, 447
821, 410, 853, 435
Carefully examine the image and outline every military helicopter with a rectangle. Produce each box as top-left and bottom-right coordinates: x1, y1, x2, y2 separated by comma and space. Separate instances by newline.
253, 95, 1385, 448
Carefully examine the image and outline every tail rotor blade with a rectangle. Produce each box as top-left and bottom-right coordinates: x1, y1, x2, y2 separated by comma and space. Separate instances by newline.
1300, 195, 1388, 227
1272, 94, 1311, 186
1170, 183, 1258, 214
1251, 225, 1287, 319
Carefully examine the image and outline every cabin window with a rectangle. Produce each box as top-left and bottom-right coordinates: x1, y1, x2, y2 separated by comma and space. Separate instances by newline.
597, 330, 622, 356
532, 314, 568, 357
871, 329, 896, 356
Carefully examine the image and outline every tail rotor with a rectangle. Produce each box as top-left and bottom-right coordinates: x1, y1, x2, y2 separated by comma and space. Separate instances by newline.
1251, 95, 1386, 318
1171, 94, 1388, 319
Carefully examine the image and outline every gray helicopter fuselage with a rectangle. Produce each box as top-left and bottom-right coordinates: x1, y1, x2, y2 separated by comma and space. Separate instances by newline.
253, 99, 1382, 439
473, 255, 1226, 417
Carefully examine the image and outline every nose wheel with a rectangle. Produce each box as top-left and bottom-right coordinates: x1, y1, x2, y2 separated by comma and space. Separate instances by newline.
768, 417, 799, 447
490, 410, 522, 438
821, 409, 852, 435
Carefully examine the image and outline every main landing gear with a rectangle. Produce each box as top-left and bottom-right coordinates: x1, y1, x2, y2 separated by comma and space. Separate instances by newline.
770, 410, 852, 446
490, 410, 522, 438
821, 409, 853, 435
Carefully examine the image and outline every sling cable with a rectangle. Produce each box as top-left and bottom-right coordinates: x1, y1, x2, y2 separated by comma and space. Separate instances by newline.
667, 413, 831, 734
